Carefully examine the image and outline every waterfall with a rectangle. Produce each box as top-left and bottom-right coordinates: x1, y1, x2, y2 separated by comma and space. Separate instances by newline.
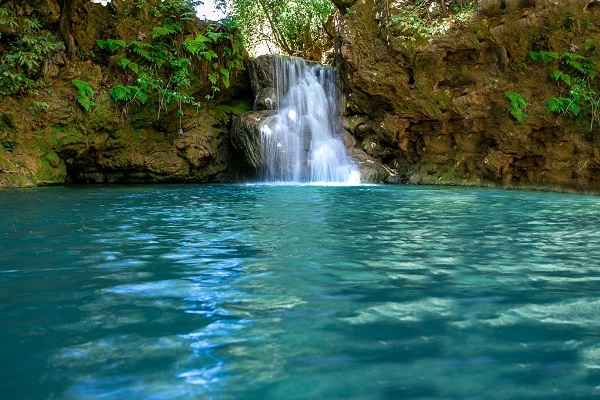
258, 57, 360, 184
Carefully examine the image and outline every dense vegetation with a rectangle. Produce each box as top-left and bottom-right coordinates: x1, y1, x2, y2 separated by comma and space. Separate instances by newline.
227, 0, 336, 60
95, 0, 244, 130
0, 7, 65, 99
1, 0, 600, 190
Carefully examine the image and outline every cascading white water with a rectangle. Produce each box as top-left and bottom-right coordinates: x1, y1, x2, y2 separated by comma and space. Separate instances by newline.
259, 57, 360, 184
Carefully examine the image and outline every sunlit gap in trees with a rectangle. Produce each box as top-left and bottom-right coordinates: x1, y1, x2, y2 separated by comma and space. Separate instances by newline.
90, 0, 226, 22
195, 0, 227, 20
90, 0, 271, 56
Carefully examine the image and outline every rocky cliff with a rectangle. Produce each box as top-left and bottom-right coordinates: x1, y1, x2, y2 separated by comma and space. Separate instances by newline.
0, 0, 252, 188
334, 0, 600, 192
3, 0, 600, 192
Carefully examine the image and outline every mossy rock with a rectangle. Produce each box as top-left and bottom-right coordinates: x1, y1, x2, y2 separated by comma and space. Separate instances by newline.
36, 156, 67, 185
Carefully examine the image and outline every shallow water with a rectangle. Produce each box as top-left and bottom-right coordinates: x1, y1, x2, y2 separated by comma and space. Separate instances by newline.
1, 184, 600, 399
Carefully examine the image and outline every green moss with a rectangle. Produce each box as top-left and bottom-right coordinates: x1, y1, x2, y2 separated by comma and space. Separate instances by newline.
435, 165, 458, 183
432, 89, 452, 111
50, 126, 85, 149
214, 100, 252, 122
101, 149, 131, 168
43, 151, 61, 168
36, 156, 66, 184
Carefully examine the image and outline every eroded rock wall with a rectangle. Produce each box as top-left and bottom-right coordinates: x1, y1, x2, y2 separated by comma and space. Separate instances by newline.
336, 0, 600, 192
0, 0, 252, 188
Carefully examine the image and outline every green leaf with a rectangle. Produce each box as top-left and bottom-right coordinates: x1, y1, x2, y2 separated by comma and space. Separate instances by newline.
200, 50, 219, 61
72, 79, 94, 97
77, 96, 96, 112
128, 62, 139, 74
207, 31, 227, 42
97, 39, 125, 54
133, 88, 148, 104
72, 79, 95, 112
545, 97, 566, 113
567, 101, 581, 116
505, 92, 527, 123
183, 35, 210, 55
152, 22, 182, 39
118, 58, 131, 69
220, 67, 230, 87
130, 41, 153, 61
109, 85, 133, 102
509, 107, 527, 123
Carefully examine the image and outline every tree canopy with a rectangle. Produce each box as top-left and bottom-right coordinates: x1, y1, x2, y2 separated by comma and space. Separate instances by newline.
226, 0, 336, 60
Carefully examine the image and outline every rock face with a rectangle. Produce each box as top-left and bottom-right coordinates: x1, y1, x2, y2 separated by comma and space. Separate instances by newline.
0, 1, 252, 188
230, 110, 277, 168
231, 55, 390, 183
336, 0, 600, 192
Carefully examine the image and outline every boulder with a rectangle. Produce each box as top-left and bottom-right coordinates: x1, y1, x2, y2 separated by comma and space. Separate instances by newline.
254, 87, 278, 111
248, 55, 277, 99
340, 130, 390, 183
477, 0, 506, 17
230, 110, 276, 168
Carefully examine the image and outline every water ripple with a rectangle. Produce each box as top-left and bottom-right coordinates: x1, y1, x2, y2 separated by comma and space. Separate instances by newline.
1, 185, 600, 399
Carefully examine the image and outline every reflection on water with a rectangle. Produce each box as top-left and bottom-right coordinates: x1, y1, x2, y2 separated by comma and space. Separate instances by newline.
1, 184, 600, 399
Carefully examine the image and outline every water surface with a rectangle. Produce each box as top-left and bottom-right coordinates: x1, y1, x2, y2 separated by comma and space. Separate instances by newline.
2, 184, 600, 399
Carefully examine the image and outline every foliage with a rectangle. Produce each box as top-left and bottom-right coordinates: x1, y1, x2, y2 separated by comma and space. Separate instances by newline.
530, 51, 600, 131
72, 80, 96, 112
98, 0, 245, 131
1, 141, 15, 152
388, 0, 476, 42
227, 0, 336, 59
109, 85, 148, 104
0, 7, 65, 99
30, 100, 51, 113
505, 92, 528, 123
97, 39, 126, 54
529, 50, 559, 64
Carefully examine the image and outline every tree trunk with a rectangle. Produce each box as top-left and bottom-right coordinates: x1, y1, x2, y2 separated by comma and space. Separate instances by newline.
59, 0, 77, 61
439, 0, 448, 16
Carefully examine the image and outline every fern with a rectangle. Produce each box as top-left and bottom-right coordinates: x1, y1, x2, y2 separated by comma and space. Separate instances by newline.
152, 22, 182, 39
72, 79, 95, 112
128, 62, 139, 74
97, 39, 126, 54
220, 67, 230, 87
207, 31, 231, 42
529, 51, 559, 64
109, 85, 148, 104
171, 58, 191, 74
505, 92, 528, 123
98, 0, 246, 131
550, 70, 571, 85
208, 72, 218, 85
505, 92, 526, 108
545, 97, 581, 116
117, 58, 130, 69
117, 58, 139, 74
109, 85, 131, 102
200, 50, 219, 61
131, 86, 148, 104
182, 35, 210, 55
129, 41, 153, 61
546, 97, 566, 113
